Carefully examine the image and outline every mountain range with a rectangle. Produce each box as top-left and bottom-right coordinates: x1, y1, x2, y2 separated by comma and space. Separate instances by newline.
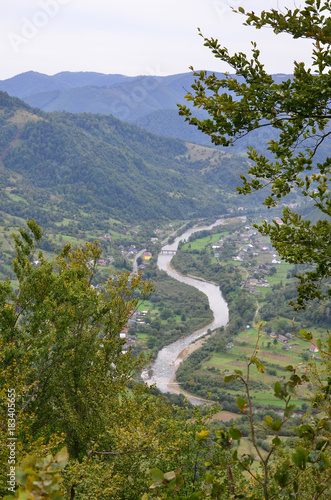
0, 71, 292, 146
0, 90, 255, 227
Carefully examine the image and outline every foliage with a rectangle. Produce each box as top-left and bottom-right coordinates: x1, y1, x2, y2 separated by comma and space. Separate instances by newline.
178, 0, 331, 308
2, 221, 331, 498
0, 220, 166, 498
143, 326, 331, 499
3, 448, 68, 500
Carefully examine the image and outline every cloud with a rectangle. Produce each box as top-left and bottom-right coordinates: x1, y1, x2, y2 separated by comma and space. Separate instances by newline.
1, 0, 314, 80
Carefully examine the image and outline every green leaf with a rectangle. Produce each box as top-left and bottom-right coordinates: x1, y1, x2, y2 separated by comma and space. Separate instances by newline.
229, 427, 242, 440
295, 424, 315, 440
236, 397, 248, 412
274, 461, 290, 487
175, 473, 184, 487
284, 404, 296, 418
272, 419, 282, 432
163, 471, 176, 482
274, 381, 286, 399
316, 438, 329, 451
272, 437, 281, 446
251, 356, 265, 373
54, 447, 69, 468
265, 416, 273, 427
149, 467, 164, 488
292, 446, 309, 470
298, 329, 313, 341
224, 374, 238, 383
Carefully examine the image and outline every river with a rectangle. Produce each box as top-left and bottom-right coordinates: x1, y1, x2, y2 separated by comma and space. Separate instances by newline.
142, 218, 230, 404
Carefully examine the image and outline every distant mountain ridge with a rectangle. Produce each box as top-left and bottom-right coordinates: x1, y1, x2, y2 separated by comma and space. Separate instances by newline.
0, 71, 293, 145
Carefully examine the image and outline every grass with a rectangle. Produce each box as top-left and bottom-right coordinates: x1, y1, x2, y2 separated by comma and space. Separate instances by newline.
181, 232, 229, 251
137, 333, 149, 340
200, 326, 313, 407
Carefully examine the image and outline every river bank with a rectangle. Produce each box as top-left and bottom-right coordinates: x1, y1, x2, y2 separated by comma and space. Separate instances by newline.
142, 218, 229, 404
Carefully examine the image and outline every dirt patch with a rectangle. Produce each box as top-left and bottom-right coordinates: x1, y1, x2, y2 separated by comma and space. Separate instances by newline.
260, 352, 289, 361
177, 337, 208, 360
228, 361, 244, 367
211, 411, 239, 421
167, 326, 217, 404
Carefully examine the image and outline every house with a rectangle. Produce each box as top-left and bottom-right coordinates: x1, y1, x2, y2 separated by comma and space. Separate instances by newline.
249, 279, 259, 286
278, 335, 288, 344
226, 342, 234, 349
309, 344, 319, 353
143, 252, 152, 260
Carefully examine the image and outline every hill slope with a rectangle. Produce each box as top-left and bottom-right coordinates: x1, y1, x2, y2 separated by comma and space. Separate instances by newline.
0, 71, 294, 146
0, 91, 252, 226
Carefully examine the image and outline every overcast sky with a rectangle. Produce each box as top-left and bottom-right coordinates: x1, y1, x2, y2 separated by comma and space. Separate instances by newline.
1, 0, 313, 80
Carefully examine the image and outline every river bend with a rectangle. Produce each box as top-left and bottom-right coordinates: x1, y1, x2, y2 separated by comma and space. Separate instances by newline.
142, 219, 229, 402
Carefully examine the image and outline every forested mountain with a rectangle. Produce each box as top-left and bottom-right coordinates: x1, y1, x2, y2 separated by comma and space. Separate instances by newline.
0, 71, 292, 146
0, 91, 254, 225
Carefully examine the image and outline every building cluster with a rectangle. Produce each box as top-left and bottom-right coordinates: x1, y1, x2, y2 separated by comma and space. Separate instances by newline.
120, 310, 149, 354
267, 331, 295, 351
211, 225, 283, 295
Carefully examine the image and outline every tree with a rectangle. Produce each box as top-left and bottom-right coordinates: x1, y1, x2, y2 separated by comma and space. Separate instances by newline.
0, 220, 162, 497
178, 0, 331, 308
2, 221, 237, 499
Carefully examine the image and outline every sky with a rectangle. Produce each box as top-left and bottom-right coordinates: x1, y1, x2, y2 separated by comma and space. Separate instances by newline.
1, 0, 314, 80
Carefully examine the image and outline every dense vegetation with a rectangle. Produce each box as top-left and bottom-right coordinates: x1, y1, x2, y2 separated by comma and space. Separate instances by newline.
0, 91, 258, 229
1, 221, 331, 500
2, 0, 331, 497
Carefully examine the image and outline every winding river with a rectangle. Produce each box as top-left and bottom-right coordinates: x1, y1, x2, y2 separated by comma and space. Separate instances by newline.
142, 219, 229, 404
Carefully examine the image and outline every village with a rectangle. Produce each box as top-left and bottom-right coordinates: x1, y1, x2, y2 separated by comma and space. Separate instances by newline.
92, 214, 321, 362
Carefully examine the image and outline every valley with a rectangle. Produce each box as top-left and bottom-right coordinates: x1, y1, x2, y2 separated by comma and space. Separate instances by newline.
1, 69, 330, 499
0, 86, 328, 418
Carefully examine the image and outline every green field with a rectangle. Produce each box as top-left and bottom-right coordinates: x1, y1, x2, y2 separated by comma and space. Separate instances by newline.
180, 231, 229, 251
195, 326, 317, 407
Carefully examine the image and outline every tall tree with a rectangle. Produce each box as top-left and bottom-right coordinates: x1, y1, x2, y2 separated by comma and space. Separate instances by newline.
0, 220, 155, 494
1, 221, 229, 499
178, 0, 331, 308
